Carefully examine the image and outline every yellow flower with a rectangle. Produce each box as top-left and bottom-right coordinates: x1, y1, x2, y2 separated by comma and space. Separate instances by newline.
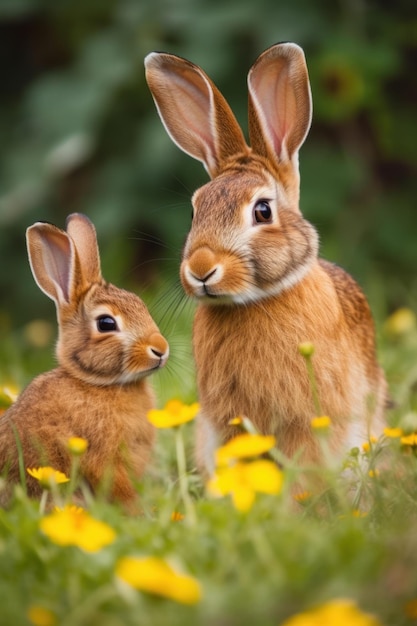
311, 416, 331, 430
401, 433, 417, 447
40, 507, 115, 552
67, 436, 88, 455
294, 491, 312, 503
298, 342, 315, 357
281, 598, 382, 626
53, 504, 85, 515
383, 427, 403, 438
116, 556, 202, 605
384, 307, 416, 336
362, 437, 377, 453
171, 511, 185, 522
207, 459, 283, 512
27, 467, 69, 489
0, 383, 20, 407
147, 399, 200, 428
228, 416, 243, 426
27, 605, 57, 626
405, 598, 417, 619
368, 469, 380, 479
215, 433, 276, 466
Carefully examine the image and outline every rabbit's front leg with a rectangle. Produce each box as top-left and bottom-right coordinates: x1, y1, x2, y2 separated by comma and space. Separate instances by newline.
195, 415, 221, 478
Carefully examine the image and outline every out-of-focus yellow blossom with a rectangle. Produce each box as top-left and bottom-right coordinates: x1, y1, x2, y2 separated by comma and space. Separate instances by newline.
293, 491, 312, 503
298, 342, 315, 357
67, 436, 88, 455
401, 433, 417, 447
207, 459, 283, 512
228, 416, 243, 426
116, 556, 202, 604
0, 383, 20, 407
215, 433, 276, 466
171, 511, 185, 522
40, 507, 115, 552
27, 605, 57, 626
383, 427, 403, 439
311, 416, 331, 431
147, 399, 199, 428
280, 598, 382, 626
384, 307, 416, 336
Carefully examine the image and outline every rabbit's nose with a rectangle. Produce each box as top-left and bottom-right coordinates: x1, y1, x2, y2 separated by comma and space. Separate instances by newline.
190, 267, 218, 283
148, 333, 169, 364
186, 247, 219, 283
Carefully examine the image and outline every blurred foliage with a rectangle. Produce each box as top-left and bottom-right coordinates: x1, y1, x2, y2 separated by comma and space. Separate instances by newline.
0, 0, 416, 330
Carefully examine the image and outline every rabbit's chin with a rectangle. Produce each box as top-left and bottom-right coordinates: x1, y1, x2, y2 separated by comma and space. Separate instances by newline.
116, 364, 166, 385
189, 259, 315, 306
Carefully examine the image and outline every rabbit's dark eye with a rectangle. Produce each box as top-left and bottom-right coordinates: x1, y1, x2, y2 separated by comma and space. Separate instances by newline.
253, 200, 272, 224
96, 315, 118, 332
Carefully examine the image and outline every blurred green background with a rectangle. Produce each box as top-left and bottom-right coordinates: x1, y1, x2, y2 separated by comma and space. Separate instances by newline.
0, 0, 416, 335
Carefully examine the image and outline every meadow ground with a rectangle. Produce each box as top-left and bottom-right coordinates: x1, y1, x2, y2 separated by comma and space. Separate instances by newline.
0, 304, 417, 626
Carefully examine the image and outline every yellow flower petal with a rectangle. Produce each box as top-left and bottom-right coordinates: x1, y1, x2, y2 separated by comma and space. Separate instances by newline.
147, 400, 200, 428
293, 491, 312, 503
27, 606, 57, 626
228, 416, 243, 426
0, 384, 20, 406
384, 307, 416, 336
311, 416, 331, 430
231, 485, 256, 513
40, 508, 115, 552
401, 433, 417, 447
67, 437, 88, 455
243, 459, 283, 495
207, 459, 282, 512
116, 556, 202, 605
281, 598, 382, 626
383, 427, 403, 438
27, 467, 69, 488
215, 433, 276, 466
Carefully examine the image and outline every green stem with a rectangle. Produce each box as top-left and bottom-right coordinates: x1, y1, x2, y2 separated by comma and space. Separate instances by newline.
304, 355, 322, 416
39, 489, 48, 515
66, 456, 80, 504
175, 426, 196, 526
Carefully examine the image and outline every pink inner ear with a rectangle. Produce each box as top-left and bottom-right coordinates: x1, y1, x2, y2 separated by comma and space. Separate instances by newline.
251, 62, 296, 160
167, 73, 218, 168
42, 232, 72, 302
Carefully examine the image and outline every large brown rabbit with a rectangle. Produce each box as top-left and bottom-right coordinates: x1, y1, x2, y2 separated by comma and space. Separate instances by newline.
0, 213, 169, 510
145, 43, 388, 475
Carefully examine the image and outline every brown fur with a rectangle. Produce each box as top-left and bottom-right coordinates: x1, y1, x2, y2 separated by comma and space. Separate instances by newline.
145, 43, 387, 476
0, 214, 168, 511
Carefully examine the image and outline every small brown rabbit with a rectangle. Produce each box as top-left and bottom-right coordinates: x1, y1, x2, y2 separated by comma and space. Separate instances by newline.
145, 43, 388, 476
0, 213, 169, 510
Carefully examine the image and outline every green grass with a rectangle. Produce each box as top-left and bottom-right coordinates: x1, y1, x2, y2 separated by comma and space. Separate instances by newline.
0, 301, 417, 626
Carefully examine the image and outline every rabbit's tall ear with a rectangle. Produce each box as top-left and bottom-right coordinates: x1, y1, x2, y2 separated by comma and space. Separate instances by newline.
65, 213, 101, 285
26, 222, 81, 307
248, 43, 312, 167
145, 52, 247, 178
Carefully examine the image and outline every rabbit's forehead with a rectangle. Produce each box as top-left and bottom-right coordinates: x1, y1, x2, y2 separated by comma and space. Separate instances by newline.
190, 168, 284, 226
83, 285, 151, 323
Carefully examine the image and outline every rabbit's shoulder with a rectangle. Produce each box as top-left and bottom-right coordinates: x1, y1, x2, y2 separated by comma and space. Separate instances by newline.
319, 259, 374, 329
